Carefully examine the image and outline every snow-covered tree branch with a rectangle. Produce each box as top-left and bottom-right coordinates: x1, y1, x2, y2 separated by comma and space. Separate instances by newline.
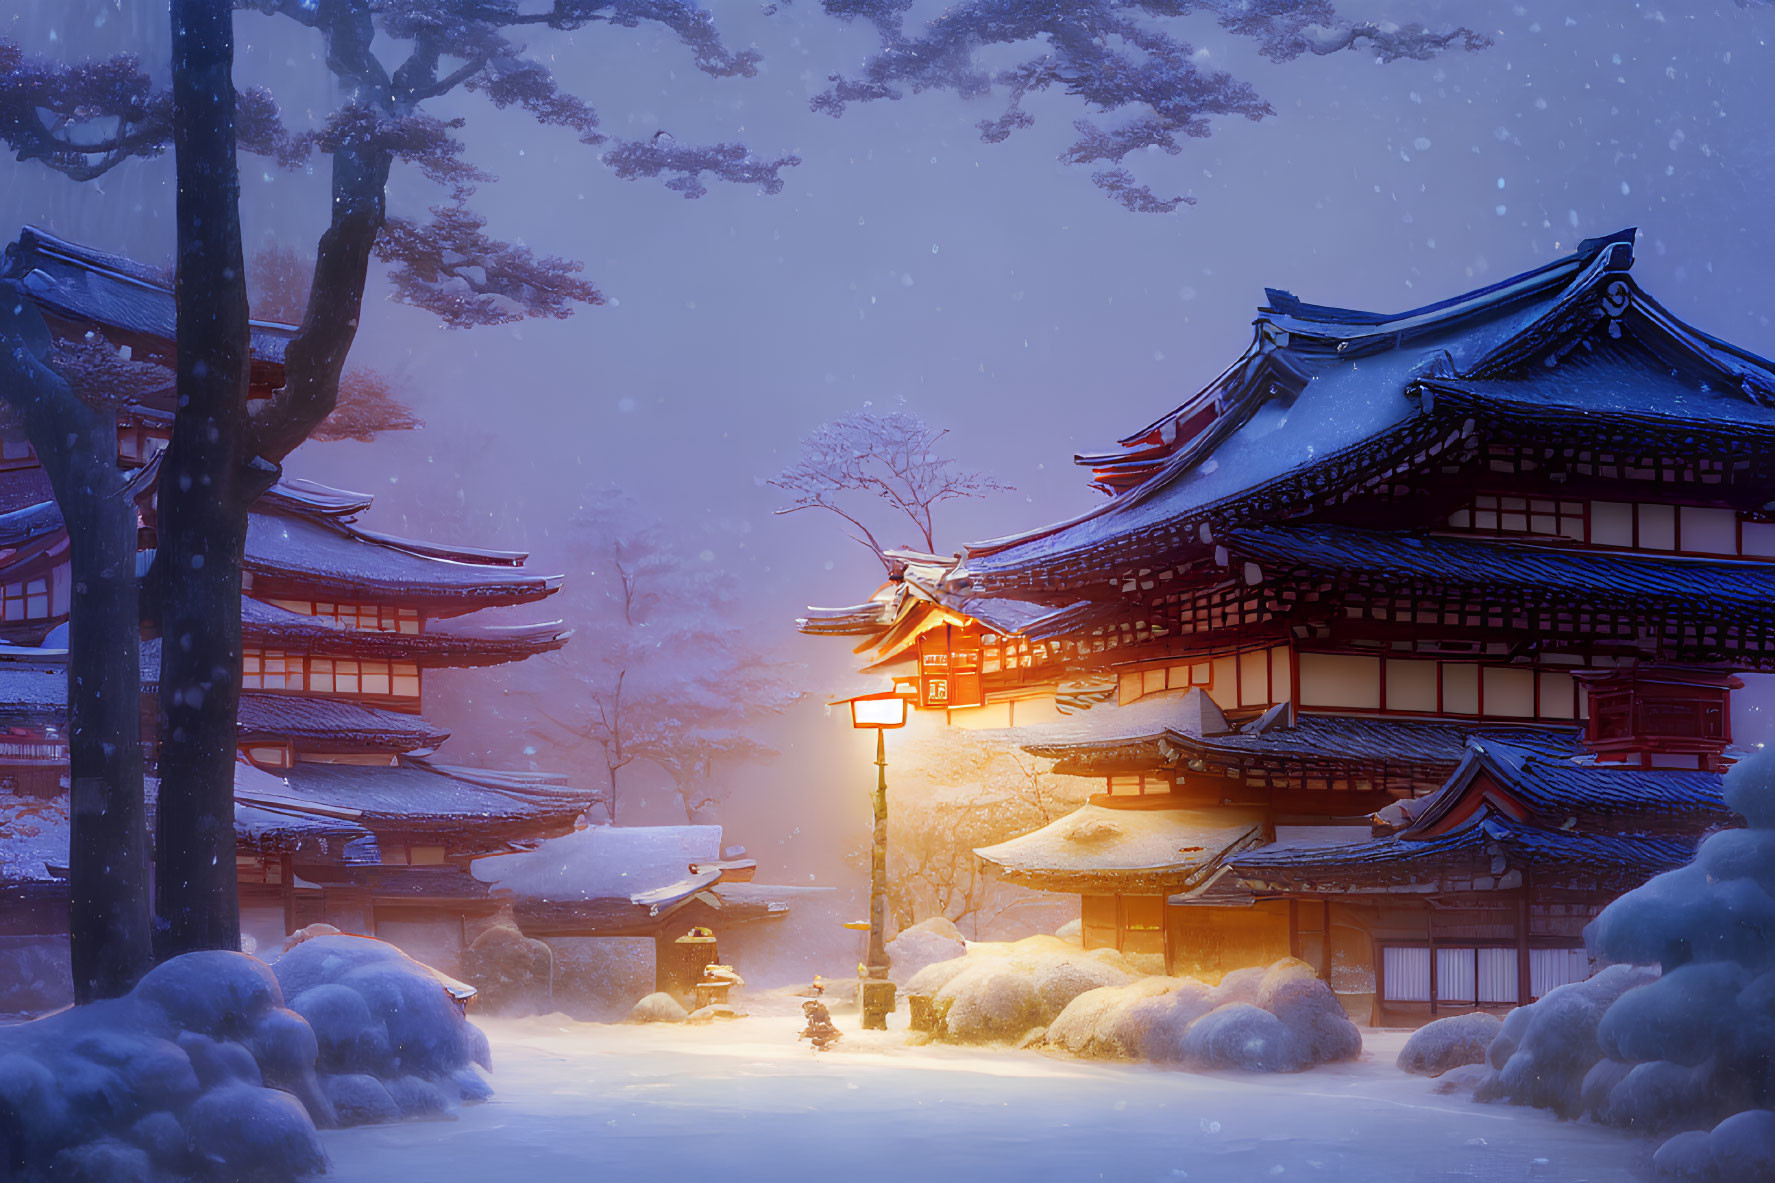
768, 410, 1010, 570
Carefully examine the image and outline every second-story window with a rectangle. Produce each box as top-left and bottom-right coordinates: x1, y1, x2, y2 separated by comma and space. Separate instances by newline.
265, 599, 423, 634
1446, 495, 1760, 558
242, 648, 421, 698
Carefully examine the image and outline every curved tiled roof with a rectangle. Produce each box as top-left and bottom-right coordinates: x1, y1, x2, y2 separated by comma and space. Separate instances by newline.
273, 759, 588, 832
1226, 522, 1775, 611
236, 693, 451, 752
245, 510, 562, 605
1231, 810, 1699, 882
240, 596, 571, 666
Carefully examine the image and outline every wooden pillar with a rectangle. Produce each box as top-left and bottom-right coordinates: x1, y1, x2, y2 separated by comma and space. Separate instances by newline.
1517, 873, 1533, 1005
1288, 898, 1301, 960
279, 854, 295, 937
1320, 898, 1333, 981
1427, 904, 1439, 1017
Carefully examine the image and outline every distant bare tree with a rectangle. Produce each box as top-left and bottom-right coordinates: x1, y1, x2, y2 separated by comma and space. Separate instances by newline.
876, 731, 1090, 936
767, 410, 1009, 571
526, 485, 801, 823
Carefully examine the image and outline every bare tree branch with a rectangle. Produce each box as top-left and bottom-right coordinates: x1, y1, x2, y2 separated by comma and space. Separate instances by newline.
768, 409, 1010, 562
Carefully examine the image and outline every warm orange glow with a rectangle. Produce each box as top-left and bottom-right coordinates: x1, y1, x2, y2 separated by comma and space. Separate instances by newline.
848, 692, 908, 729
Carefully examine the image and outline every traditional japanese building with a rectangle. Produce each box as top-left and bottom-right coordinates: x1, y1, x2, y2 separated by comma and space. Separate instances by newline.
803, 230, 1759, 1020
0, 228, 795, 1001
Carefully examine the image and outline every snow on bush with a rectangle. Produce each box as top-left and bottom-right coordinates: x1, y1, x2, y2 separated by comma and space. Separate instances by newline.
627, 992, 690, 1023
1048, 958, 1361, 1073
907, 942, 1361, 1073
905, 934, 1142, 1044
884, 916, 966, 986
0, 937, 491, 1182
1475, 748, 1775, 1181
1397, 1011, 1502, 1077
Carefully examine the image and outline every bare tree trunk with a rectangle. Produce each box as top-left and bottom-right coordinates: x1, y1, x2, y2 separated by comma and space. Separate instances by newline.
65, 490, 152, 995
154, 0, 255, 956
0, 293, 152, 1001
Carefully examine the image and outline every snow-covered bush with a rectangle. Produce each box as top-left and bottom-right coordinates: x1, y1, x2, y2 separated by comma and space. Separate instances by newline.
1475, 748, 1775, 1180
905, 935, 1141, 1044
1046, 976, 1214, 1061
460, 921, 554, 1014
627, 992, 690, 1023
1048, 958, 1361, 1073
908, 943, 1361, 1073
884, 916, 967, 986
1652, 1111, 1775, 1183
0, 937, 491, 1183
1397, 1012, 1502, 1077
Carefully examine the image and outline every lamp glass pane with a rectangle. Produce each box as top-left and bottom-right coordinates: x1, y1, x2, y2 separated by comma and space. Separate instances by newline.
851, 696, 906, 728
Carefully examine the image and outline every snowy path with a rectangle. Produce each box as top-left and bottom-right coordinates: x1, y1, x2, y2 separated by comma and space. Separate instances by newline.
320, 999, 1655, 1183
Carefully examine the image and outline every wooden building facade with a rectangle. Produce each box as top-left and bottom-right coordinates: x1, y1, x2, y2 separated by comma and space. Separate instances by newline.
802, 229, 1754, 1022
0, 228, 810, 1000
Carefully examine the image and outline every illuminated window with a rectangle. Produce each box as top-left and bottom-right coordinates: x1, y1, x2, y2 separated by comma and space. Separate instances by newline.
240, 650, 419, 699
263, 598, 424, 633
242, 744, 292, 769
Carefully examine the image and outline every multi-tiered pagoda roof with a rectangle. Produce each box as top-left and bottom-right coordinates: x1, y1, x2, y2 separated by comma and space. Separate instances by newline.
802, 229, 1760, 1019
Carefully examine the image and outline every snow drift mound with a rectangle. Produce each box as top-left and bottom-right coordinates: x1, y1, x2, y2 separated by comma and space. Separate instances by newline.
0, 937, 490, 1183
1047, 958, 1361, 1072
884, 917, 967, 986
1475, 748, 1775, 1181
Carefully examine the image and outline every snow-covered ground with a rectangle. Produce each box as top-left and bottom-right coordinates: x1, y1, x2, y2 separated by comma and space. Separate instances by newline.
320, 993, 1656, 1183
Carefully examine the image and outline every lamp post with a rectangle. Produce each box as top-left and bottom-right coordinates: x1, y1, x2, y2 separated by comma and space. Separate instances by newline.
845, 689, 908, 1030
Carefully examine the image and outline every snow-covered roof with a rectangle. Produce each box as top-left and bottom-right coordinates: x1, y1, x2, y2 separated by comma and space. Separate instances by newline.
1231, 808, 1700, 889
975, 803, 1264, 893
240, 595, 572, 666
3, 763, 392, 887
470, 824, 723, 904
4, 225, 296, 381
273, 759, 587, 833
236, 692, 452, 753
1226, 522, 1775, 611
999, 687, 1228, 755
996, 690, 1581, 778
950, 230, 1775, 593
245, 509, 562, 606
1397, 742, 1729, 839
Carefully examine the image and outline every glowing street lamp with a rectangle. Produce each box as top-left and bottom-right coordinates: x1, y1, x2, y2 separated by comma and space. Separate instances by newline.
841, 689, 907, 1029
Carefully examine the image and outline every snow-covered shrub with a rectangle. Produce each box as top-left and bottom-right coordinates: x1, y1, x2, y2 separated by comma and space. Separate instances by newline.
884, 916, 966, 986
906, 936, 1141, 1044
627, 992, 690, 1023
1178, 1003, 1304, 1071
460, 922, 554, 1014
1651, 1110, 1775, 1183
1476, 963, 1659, 1116
0, 937, 491, 1183
916, 946, 1361, 1073
1047, 977, 1214, 1062
1397, 1012, 1502, 1077
1255, 959, 1363, 1065
1474, 748, 1775, 1175
1048, 959, 1359, 1073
